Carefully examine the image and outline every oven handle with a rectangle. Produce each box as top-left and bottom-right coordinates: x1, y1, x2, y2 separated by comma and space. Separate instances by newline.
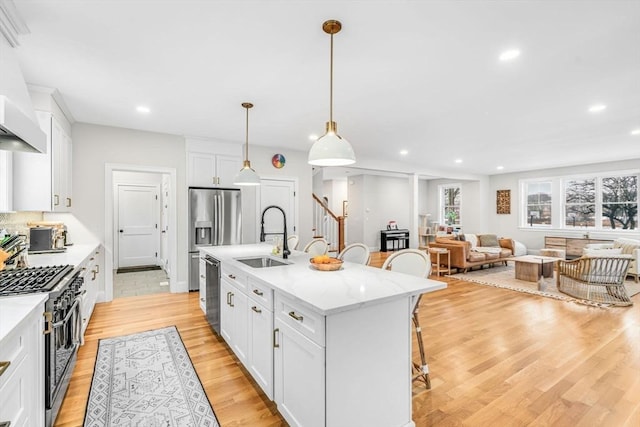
51, 299, 80, 329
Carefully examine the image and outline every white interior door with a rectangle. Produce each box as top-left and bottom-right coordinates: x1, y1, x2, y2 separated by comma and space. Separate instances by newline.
257, 179, 296, 245
160, 177, 170, 273
118, 184, 160, 268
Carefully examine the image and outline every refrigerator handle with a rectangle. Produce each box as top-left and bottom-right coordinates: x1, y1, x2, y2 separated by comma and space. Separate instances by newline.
217, 194, 223, 245
212, 194, 218, 245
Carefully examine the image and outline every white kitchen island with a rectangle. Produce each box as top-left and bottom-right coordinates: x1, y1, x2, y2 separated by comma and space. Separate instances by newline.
201, 244, 446, 427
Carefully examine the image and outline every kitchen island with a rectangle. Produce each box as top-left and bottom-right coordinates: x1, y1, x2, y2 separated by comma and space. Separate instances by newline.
201, 244, 446, 427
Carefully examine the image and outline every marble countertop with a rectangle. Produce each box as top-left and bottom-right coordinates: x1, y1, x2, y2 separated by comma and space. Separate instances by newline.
0, 293, 47, 342
201, 244, 447, 315
27, 242, 100, 268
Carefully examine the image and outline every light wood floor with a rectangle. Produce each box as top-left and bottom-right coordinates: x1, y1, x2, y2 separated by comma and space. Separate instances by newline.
55, 252, 640, 426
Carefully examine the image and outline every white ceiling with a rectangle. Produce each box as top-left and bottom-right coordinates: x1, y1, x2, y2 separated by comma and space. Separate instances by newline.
11, 0, 640, 178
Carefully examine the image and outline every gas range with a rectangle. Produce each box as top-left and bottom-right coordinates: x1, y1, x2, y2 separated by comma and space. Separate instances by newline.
0, 265, 75, 296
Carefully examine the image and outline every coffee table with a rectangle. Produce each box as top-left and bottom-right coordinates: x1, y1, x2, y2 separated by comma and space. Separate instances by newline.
513, 255, 559, 283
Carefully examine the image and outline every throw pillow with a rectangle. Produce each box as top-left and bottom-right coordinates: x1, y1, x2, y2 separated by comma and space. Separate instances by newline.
465, 234, 478, 249
478, 234, 500, 247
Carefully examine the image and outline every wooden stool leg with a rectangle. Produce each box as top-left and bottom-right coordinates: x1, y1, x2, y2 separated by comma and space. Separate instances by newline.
412, 304, 431, 389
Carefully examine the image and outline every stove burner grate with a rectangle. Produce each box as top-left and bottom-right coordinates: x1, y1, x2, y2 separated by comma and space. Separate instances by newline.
0, 265, 74, 296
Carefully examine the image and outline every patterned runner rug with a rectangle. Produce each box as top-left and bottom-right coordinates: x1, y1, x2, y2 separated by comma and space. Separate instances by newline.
451, 265, 640, 307
84, 326, 219, 427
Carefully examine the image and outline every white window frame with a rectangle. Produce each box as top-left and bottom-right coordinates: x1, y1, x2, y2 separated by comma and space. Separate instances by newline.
438, 183, 461, 226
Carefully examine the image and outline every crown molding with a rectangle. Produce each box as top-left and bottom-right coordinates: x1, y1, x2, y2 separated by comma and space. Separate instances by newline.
0, 0, 29, 47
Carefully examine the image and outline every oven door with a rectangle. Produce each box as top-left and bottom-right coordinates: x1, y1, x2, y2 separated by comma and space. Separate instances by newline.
44, 278, 82, 425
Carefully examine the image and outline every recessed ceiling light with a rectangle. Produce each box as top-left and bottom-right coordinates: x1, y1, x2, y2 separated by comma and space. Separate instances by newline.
497, 166, 504, 170
455, 159, 463, 164
631, 129, 640, 136
136, 106, 150, 114
588, 104, 606, 113
499, 49, 520, 62
308, 134, 318, 141
400, 150, 408, 155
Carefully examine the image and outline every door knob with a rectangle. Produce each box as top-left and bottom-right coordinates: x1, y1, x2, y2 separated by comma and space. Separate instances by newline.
119, 229, 123, 233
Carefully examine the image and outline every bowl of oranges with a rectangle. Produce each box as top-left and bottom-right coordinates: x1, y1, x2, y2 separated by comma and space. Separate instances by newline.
309, 255, 343, 271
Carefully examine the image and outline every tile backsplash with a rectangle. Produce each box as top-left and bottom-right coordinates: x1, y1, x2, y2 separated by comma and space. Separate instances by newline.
0, 212, 44, 237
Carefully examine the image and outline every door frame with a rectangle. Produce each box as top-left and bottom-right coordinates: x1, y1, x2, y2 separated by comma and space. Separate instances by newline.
255, 176, 299, 242
104, 163, 177, 301
115, 183, 161, 269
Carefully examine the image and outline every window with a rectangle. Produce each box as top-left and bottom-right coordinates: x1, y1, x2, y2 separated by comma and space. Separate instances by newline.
521, 171, 638, 231
602, 175, 638, 230
440, 185, 461, 225
565, 178, 595, 227
525, 181, 552, 226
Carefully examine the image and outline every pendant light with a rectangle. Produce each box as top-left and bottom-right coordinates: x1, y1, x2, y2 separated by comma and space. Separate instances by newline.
308, 20, 356, 166
234, 102, 261, 186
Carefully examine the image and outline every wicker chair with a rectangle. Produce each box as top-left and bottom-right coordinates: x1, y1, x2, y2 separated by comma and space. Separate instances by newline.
556, 256, 633, 306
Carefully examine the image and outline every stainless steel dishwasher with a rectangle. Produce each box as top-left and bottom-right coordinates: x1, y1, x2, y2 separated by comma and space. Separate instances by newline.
203, 255, 221, 334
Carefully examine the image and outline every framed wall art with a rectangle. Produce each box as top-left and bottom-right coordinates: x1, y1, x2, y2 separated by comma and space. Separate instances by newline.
496, 189, 511, 214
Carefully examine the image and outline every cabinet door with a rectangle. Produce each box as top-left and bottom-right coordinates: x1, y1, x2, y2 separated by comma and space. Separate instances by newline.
274, 319, 325, 427
199, 258, 207, 314
188, 152, 216, 187
0, 151, 11, 212
248, 302, 273, 400
216, 154, 242, 187
51, 118, 65, 211
220, 279, 234, 344
230, 288, 249, 365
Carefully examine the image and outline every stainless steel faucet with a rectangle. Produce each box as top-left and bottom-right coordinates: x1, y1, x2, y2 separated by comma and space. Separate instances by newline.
259, 205, 290, 259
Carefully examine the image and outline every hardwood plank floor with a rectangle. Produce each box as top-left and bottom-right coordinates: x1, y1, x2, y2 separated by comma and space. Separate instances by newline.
55, 252, 640, 426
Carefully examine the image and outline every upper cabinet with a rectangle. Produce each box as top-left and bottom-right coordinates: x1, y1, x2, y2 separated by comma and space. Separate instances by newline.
0, 152, 11, 212
186, 138, 242, 188
13, 111, 73, 212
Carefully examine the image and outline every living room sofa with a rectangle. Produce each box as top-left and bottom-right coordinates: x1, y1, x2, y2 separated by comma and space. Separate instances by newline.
429, 233, 516, 273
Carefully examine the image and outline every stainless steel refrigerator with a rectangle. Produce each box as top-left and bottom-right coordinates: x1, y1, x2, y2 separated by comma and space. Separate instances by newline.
188, 187, 242, 291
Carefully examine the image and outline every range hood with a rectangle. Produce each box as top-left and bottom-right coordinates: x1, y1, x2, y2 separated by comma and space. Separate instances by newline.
0, 95, 47, 153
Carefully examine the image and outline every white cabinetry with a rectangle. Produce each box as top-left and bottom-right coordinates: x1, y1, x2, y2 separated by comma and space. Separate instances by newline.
199, 257, 207, 314
219, 266, 275, 399
188, 151, 241, 187
0, 299, 45, 427
79, 246, 103, 336
0, 151, 11, 212
220, 266, 249, 365
13, 111, 73, 212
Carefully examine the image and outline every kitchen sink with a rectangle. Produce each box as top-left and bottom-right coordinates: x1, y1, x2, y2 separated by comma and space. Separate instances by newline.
234, 256, 291, 268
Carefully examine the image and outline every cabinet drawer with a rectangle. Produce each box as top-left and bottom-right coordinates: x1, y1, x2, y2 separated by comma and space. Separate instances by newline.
222, 265, 247, 291
0, 326, 28, 385
248, 278, 273, 309
275, 293, 325, 347
545, 237, 566, 247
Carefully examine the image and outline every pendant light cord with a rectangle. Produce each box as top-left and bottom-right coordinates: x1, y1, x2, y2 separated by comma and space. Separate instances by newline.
329, 31, 334, 126
245, 105, 249, 161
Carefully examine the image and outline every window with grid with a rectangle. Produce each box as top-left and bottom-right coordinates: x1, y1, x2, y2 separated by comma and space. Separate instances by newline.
525, 181, 552, 226
601, 175, 638, 230
440, 185, 461, 225
565, 178, 595, 228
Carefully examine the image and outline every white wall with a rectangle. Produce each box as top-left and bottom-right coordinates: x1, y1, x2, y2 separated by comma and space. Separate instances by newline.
240, 145, 313, 247
71, 123, 186, 286
425, 178, 489, 234
488, 159, 640, 250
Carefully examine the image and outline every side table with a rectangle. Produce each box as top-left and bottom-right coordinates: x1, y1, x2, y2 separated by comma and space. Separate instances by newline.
428, 247, 450, 276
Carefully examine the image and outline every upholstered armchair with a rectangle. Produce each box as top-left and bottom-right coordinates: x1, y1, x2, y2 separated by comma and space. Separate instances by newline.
584, 238, 640, 283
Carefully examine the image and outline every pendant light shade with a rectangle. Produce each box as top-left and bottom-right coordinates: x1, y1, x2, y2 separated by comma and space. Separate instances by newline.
308, 20, 356, 166
234, 102, 261, 186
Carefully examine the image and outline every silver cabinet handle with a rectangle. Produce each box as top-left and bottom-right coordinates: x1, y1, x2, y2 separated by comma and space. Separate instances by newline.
200, 275, 205, 279
228, 274, 236, 280
66, 197, 72, 207
229, 292, 234, 307
0, 420, 12, 426
273, 328, 279, 348
288, 311, 303, 322
252, 289, 263, 296
226, 292, 231, 305
0, 361, 10, 378
200, 298, 205, 302
251, 306, 262, 313
54, 194, 60, 206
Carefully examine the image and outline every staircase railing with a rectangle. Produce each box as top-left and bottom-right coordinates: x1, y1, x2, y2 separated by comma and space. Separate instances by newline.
312, 193, 345, 253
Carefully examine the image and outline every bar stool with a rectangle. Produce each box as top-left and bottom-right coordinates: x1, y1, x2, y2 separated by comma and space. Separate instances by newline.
381, 249, 432, 389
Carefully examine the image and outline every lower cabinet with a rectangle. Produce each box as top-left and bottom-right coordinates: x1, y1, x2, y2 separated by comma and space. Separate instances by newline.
274, 318, 325, 427
220, 277, 249, 365
248, 300, 273, 399
80, 245, 103, 337
0, 300, 45, 427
